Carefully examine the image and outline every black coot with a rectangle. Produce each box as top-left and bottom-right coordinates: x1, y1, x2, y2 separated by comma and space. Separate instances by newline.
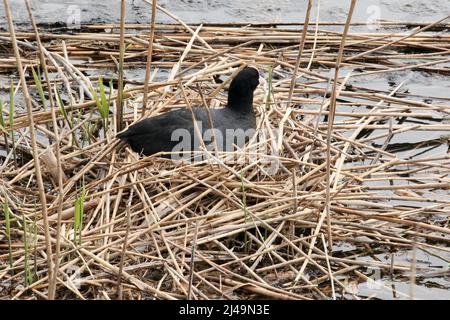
117, 66, 260, 158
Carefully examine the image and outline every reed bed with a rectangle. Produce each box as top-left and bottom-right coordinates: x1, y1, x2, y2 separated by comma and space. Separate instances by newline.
0, 5, 449, 300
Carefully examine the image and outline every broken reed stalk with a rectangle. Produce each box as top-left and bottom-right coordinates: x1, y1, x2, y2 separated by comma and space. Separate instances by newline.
325, 0, 356, 252
25, 0, 65, 300
3, 0, 55, 299
141, 0, 157, 117
287, 0, 313, 108
116, 0, 126, 132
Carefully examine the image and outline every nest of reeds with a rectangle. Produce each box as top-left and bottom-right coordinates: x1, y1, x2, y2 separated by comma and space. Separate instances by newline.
0, 2, 449, 300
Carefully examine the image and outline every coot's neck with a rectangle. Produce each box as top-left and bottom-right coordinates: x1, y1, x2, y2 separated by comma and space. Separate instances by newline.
227, 89, 254, 113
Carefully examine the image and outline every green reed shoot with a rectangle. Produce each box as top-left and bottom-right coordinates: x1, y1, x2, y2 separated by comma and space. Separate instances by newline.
55, 86, 79, 147
31, 65, 47, 109
9, 80, 14, 129
32, 206, 38, 282
99, 77, 109, 120
55, 87, 69, 123
9, 79, 16, 165
91, 76, 110, 138
0, 98, 4, 129
4, 199, 13, 270
74, 182, 85, 245
0, 98, 9, 152
22, 214, 34, 286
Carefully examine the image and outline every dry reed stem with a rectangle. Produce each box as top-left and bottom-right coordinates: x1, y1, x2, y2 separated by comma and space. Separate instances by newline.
141, 0, 157, 116
287, 0, 313, 108
116, 0, 126, 132
24, 0, 66, 300
3, 0, 55, 298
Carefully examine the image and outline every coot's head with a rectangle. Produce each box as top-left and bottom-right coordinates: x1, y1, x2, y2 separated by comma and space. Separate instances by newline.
232, 66, 260, 91
227, 66, 260, 111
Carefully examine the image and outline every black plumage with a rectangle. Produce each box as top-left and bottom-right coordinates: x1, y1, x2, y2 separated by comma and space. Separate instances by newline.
117, 66, 259, 158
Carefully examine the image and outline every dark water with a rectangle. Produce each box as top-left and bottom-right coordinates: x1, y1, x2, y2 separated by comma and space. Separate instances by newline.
0, 0, 449, 30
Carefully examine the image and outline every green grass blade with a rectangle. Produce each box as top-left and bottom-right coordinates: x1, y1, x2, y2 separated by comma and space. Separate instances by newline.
8, 80, 16, 165
98, 76, 109, 120
90, 86, 101, 112
9, 79, 14, 129
74, 196, 80, 243
55, 87, 68, 121
31, 65, 47, 110
4, 199, 13, 270
22, 214, 33, 286
33, 208, 38, 282
0, 98, 4, 129
74, 181, 85, 245
240, 171, 250, 253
